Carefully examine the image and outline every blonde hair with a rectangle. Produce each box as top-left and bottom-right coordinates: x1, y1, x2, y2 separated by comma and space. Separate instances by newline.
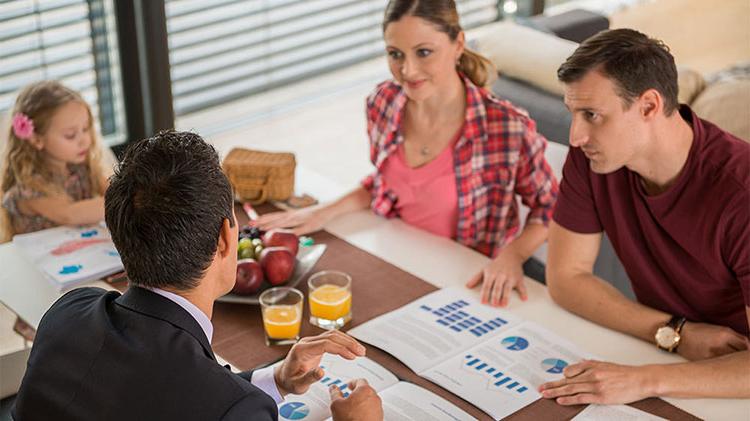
0, 81, 106, 240
0, 206, 10, 243
383, 0, 497, 87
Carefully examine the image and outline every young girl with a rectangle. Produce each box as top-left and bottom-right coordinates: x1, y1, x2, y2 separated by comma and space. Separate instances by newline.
1, 81, 109, 242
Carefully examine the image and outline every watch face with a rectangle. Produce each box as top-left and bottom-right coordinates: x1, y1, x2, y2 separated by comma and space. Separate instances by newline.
656, 326, 679, 348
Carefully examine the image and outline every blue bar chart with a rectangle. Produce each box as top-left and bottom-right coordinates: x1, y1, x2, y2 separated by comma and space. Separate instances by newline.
318, 365, 350, 397
420, 301, 509, 338
463, 355, 529, 394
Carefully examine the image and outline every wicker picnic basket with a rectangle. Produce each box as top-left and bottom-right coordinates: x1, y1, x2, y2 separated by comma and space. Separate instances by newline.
222, 148, 296, 204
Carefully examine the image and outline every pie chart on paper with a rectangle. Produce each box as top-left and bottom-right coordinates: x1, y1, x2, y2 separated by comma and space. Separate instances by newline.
279, 402, 310, 420
541, 358, 568, 374
501, 336, 529, 351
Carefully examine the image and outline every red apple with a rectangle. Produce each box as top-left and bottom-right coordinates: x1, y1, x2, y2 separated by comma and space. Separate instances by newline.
259, 247, 295, 285
233, 258, 264, 295
262, 229, 299, 256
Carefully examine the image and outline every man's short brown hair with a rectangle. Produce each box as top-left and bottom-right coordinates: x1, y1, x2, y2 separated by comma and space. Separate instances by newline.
557, 28, 679, 115
105, 130, 234, 291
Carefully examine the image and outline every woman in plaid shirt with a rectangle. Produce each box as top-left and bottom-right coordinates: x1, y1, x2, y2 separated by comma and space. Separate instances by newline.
258, 0, 559, 307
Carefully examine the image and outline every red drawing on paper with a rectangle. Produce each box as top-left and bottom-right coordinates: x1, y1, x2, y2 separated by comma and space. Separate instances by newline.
51, 238, 109, 256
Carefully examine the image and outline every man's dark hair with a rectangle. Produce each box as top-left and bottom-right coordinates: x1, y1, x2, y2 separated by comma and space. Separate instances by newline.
105, 130, 234, 290
557, 28, 679, 115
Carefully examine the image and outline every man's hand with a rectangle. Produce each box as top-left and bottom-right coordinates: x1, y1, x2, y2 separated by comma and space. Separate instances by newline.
677, 321, 748, 361
466, 247, 527, 307
538, 360, 655, 405
274, 331, 366, 396
329, 379, 383, 421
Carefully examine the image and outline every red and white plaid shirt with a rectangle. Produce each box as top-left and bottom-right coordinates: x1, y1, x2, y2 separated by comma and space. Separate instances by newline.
362, 75, 559, 257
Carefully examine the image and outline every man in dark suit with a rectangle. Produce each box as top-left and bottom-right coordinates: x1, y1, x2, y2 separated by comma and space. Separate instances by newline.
12, 131, 383, 420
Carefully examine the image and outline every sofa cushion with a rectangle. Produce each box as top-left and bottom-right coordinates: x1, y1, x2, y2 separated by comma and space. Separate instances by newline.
610, 0, 750, 74
474, 21, 578, 97
677, 68, 706, 105
692, 79, 750, 142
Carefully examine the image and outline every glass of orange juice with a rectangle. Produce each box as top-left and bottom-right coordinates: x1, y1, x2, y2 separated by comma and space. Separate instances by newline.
308, 270, 352, 330
259, 287, 303, 346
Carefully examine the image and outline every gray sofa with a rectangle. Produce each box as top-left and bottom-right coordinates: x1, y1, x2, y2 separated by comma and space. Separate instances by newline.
486, 10, 634, 299
492, 76, 572, 145
490, 9, 609, 144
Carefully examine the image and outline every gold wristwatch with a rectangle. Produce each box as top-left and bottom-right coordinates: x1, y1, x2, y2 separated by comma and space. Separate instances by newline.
655, 315, 687, 352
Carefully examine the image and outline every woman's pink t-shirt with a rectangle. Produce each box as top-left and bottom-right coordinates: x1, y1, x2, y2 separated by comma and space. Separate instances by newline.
379, 130, 461, 238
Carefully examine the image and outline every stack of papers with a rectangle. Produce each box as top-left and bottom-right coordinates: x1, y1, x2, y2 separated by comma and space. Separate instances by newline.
13, 224, 123, 290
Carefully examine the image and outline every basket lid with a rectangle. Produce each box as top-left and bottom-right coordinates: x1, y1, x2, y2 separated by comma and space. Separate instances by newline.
223, 148, 296, 168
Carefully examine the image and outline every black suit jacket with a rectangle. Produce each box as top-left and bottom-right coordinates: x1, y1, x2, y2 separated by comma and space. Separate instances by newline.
12, 287, 278, 420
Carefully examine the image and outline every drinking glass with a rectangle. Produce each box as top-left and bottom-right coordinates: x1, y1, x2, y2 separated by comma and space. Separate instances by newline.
260, 287, 303, 346
308, 270, 352, 330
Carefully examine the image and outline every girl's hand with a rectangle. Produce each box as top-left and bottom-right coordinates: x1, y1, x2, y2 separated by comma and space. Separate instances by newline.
466, 247, 528, 307
253, 205, 331, 236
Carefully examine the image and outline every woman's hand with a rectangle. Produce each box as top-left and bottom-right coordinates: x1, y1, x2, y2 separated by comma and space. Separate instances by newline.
254, 205, 331, 236
253, 187, 372, 236
466, 246, 528, 307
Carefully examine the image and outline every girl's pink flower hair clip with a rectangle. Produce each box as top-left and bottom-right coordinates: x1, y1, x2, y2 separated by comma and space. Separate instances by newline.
12, 112, 35, 140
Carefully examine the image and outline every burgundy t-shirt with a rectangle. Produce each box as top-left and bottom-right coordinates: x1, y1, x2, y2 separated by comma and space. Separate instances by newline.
554, 105, 750, 336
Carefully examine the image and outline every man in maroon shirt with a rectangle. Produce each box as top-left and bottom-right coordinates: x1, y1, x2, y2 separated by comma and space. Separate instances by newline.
540, 29, 749, 404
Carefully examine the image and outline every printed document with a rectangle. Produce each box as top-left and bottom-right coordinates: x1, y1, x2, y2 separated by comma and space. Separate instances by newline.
348, 287, 592, 419
275, 354, 474, 421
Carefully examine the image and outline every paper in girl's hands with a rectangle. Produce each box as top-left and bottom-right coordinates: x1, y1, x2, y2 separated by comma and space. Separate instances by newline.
13, 224, 124, 290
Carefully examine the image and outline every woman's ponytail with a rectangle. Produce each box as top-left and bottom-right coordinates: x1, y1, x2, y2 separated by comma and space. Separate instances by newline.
458, 48, 497, 88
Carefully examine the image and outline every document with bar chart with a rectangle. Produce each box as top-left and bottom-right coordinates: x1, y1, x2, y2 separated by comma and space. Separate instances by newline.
349, 287, 592, 419
422, 323, 591, 419
276, 354, 473, 421
349, 287, 521, 373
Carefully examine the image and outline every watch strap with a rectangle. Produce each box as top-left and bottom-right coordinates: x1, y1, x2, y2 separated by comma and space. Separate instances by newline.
668, 315, 687, 333
662, 315, 687, 352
